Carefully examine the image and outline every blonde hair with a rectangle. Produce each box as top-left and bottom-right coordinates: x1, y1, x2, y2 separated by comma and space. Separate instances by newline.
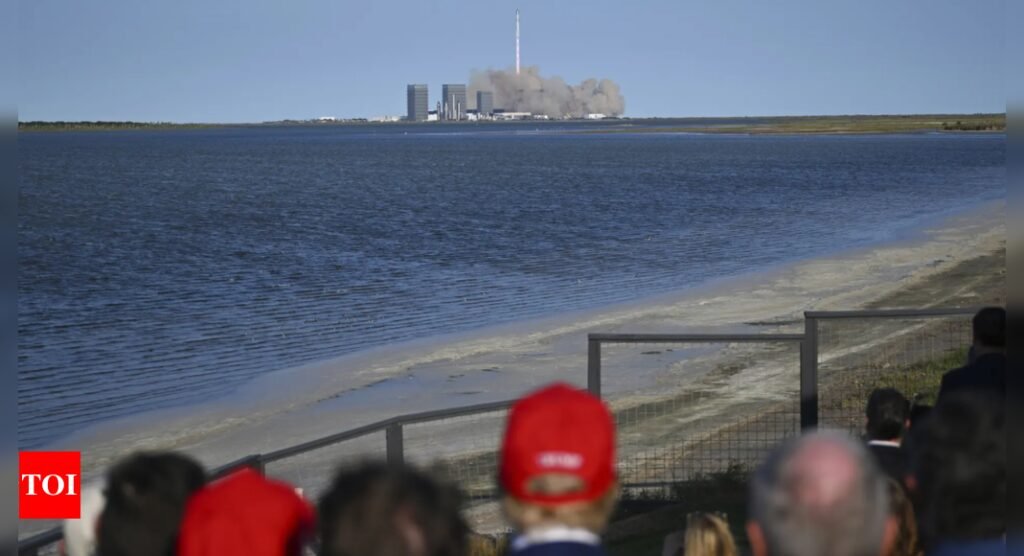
502, 474, 618, 534
683, 512, 737, 556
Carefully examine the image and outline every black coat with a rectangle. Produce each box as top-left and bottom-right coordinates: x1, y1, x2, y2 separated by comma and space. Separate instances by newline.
867, 442, 906, 483
937, 353, 1006, 403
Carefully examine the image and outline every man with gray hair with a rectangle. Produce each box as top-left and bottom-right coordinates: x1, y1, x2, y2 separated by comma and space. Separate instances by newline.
747, 430, 896, 556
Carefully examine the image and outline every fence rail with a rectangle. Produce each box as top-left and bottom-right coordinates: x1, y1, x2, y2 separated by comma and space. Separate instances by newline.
18, 306, 984, 555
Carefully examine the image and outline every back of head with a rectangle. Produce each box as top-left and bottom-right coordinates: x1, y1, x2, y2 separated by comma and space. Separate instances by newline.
906, 391, 1005, 548
972, 306, 1005, 348
748, 430, 890, 556
97, 452, 206, 556
178, 467, 315, 556
499, 382, 618, 534
865, 388, 909, 441
684, 513, 737, 556
318, 461, 467, 556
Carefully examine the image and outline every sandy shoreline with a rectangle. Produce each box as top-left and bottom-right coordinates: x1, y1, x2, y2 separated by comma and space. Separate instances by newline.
19, 200, 1003, 540
56, 202, 1004, 463
20, 200, 1004, 539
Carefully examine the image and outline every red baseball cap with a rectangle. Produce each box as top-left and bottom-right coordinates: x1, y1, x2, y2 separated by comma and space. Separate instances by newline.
178, 468, 315, 556
499, 382, 617, 505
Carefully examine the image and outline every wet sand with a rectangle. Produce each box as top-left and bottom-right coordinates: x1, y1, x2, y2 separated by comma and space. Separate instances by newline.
54, 202, 1003, 466
21, 201, 1004, 539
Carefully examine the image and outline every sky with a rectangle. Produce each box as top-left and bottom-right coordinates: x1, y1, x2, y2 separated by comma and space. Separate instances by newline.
18, 0, 1005, 122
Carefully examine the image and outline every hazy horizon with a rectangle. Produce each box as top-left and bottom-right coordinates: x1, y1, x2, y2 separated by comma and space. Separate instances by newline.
16, 111, 1009, 126
19, 0, 1004, 122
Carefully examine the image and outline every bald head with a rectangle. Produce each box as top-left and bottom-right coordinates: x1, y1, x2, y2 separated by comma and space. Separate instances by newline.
748, 431, 891, 556
786, 435, 862, 510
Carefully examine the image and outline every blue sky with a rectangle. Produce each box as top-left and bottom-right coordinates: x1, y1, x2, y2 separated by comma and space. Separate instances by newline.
19, 0, 1005, 122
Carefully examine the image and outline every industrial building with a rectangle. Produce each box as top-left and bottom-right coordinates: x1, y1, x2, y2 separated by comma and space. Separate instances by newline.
442, 84, 468, 121
406, 84, 428, 122
476, 91, 494, 116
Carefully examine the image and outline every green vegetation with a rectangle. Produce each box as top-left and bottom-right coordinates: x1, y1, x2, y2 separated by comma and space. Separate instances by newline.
827, 346, 965, 415
583, 113, 1006, 135
19, 121, 217, 132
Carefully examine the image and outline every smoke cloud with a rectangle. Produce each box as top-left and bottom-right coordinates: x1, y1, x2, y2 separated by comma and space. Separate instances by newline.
468, 66, 625, 118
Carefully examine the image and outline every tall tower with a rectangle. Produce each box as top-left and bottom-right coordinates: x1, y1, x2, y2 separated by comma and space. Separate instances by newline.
515, 9, 520, 75
441, 84, 467, 121
406, 84, 428, 122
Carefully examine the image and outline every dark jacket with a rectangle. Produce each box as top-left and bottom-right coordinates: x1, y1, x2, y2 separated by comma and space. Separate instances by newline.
928, 538, 1006, 556
866, 442, 906, 483
508, 529, 608, 556
509, 542, 608, 556
937, 353, 1005, 403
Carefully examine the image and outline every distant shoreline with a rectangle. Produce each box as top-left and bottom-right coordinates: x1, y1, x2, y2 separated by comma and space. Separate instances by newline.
577, 113, 1006, 135
17, 113, 1006, 134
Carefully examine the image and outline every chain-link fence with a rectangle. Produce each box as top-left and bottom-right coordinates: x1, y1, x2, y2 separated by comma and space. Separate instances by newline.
262, 430, 387, 501
19, 307, 985, 554
588, 334, 803, 493
403, 407, 511, 500
808, 309, 975, 436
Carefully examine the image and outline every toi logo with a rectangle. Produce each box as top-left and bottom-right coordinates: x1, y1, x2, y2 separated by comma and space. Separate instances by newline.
19, 451, 81, 519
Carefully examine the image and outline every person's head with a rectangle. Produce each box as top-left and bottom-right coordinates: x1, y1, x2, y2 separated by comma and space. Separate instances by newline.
971, 306, 1005, 353
499, 382, 618, 534
906, 391, 1005, 548
747, 430, 895, 556
178, 467, 315, 556
318, 462, 467, 556
97, 452, 206, 556
885, 479, 921, 556
684, 512, 737, 556
865, 388, 910, 442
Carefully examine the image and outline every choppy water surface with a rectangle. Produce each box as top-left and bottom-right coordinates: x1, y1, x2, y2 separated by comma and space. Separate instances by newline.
18, 126, 1004, 447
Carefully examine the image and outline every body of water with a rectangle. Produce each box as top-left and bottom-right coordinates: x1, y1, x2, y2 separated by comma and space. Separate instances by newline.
18, 125, 1005, 447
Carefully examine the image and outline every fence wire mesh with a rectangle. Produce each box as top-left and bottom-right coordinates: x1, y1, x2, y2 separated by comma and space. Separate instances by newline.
815, 314, 972, 435
19, 310, 984, 554
403, 408, 511, 502
598, 340, 801, 494
262, 431, 387, 501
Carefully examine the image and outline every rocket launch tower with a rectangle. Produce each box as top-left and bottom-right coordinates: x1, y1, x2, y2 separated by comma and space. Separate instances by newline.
515, 9, 520, 75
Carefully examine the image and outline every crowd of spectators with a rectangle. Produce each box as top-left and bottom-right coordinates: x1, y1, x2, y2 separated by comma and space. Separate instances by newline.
53, 307, 1005, 556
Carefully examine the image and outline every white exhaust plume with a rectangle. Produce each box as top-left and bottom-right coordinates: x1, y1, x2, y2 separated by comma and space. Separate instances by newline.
468, 66, 626, 118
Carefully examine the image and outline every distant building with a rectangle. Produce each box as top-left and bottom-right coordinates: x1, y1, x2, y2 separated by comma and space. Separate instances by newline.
585, 113, 607, 120
442, 84, 468, 120
407, 84, 429, 122
493, 111, 532, 120
476, 91, 494, 116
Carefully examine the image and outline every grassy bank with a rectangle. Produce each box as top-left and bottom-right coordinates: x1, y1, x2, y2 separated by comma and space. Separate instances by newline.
19, 121, 218, 132
19, 113, 1006, 134
581, 113, 1006, 135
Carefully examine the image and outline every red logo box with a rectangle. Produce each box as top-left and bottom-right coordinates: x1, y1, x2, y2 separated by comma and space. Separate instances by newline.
19, 451, 81, 519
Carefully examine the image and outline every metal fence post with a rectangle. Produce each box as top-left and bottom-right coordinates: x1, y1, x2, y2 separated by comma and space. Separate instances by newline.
800, 315, 819, 430
250, 454, 265, 475
386, 422, 404, 465
588, 337, 601, 398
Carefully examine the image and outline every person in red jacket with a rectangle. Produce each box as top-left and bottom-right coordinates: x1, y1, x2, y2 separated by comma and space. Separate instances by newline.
177, 467, 315, 556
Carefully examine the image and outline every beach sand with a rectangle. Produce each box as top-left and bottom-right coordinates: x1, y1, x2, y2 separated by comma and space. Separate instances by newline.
21, 201, 1005, 539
